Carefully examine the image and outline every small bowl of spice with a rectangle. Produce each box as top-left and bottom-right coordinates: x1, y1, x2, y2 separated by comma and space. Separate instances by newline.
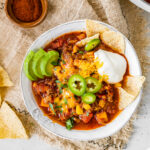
5, 0, 48, 28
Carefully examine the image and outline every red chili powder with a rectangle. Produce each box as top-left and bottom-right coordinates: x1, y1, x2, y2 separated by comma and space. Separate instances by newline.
12, 0, 42, 22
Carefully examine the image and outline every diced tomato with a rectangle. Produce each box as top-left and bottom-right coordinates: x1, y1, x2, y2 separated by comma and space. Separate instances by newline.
50, 38, 64, 49
79, 113, 93, 123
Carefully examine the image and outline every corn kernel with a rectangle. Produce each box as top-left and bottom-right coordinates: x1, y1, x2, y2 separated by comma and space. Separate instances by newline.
73, 45, 79, 53
83, 103, 91, 110
99, 100, 105, 108
76, 105, 83, 115
114, 83, 122, 87
54, 97, 60, 104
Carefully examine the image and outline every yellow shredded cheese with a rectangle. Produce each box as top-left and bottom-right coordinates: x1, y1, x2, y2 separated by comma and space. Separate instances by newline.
74, 59, 97, 78
62, 104, 68, 113
95, 57, 104, 69
68, 97, 76, 108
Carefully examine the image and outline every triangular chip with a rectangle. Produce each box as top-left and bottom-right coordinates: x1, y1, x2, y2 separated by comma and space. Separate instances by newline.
86, 20, 109, 37
76, 33, 99, 47
123, 76, 145, 97
0, 102, 28, 139
101, 31, 125, 54
0, 94, 2, 107
117, 87, 134, 110
0, 66, 13, 87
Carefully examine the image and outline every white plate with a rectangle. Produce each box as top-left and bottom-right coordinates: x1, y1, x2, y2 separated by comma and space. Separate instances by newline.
21, 20, 142, 141
130, 0, 150, 13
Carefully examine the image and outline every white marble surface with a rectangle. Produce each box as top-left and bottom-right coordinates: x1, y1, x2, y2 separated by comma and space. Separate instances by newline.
125, 10, 150, 150
0, 6, 150, 150
0, 135, 59, 150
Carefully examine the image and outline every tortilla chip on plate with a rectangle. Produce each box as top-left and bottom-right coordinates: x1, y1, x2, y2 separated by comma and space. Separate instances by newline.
123, 76, 145, 97
0, 102, 28, 139
0, 66, 13, 87
86, 20, 109, 37
76, 33, 99, 47
101, 31, 125, 54
117, 87, 134, 110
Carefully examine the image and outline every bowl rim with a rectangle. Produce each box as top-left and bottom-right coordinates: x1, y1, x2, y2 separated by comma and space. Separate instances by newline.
20, 20, 142, 141
5, 0, 48, 28
129, 0, 150, 13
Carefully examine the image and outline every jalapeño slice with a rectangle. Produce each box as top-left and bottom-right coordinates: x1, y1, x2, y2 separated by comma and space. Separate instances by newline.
68, 74, 86, 96
82, 93, 96, 104
86, 77, 102, 93
85, 39, 100, 51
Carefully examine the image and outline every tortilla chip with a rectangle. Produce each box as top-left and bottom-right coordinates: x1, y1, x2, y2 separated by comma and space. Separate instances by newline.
101, 31, 125, 54
0, 66, 13, 87
118, 87, 134, 110
0, 94, 2, 107
123, 76, 145, 97
0, 102, 28, 139
86, 20, 109, 37
76, 33, 99, 47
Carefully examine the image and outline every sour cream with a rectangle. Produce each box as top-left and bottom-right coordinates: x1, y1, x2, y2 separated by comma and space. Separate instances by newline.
94, 49, 127, 84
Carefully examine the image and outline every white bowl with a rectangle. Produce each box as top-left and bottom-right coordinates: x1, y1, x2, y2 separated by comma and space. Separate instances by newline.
21, 20, 142, 141
130, 0, 150, 13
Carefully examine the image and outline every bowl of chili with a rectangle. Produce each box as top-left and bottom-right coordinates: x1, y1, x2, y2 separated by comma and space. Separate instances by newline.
20, 20, 144, 141
5, 0, 48, 28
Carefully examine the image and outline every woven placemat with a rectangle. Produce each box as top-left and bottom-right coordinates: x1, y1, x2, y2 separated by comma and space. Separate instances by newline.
0, 0, 149, 149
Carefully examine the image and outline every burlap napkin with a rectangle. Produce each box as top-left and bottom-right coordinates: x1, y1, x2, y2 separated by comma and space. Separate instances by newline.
0, 0, 149, 149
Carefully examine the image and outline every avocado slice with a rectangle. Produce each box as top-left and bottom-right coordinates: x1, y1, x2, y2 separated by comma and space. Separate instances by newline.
24, 51, 37, 81
32, 48, 46, 79
45, 62, 54, 76
40, 50, 59, 76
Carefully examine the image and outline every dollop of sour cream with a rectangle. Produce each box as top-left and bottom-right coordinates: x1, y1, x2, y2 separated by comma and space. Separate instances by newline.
94, 49, 127, 84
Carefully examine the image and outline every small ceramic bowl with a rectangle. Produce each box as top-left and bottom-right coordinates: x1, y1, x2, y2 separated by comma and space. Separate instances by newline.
130, 0, 150, 13
5, 0, 48, 28
21, 20, 142, 141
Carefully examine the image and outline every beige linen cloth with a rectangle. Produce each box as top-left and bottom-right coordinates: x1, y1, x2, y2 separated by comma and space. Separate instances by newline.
0, 0, 149, 149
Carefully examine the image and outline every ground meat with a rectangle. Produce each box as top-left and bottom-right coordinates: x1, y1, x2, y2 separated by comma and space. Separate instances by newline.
32, 77, 58, 104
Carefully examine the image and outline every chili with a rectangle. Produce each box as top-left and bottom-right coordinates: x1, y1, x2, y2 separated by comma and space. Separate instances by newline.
32, 31, 129, 130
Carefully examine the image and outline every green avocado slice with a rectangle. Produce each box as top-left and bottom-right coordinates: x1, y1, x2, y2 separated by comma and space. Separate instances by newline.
23, 51, 37, 81
40, 50, 59, 76
32, 48, 46, 79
